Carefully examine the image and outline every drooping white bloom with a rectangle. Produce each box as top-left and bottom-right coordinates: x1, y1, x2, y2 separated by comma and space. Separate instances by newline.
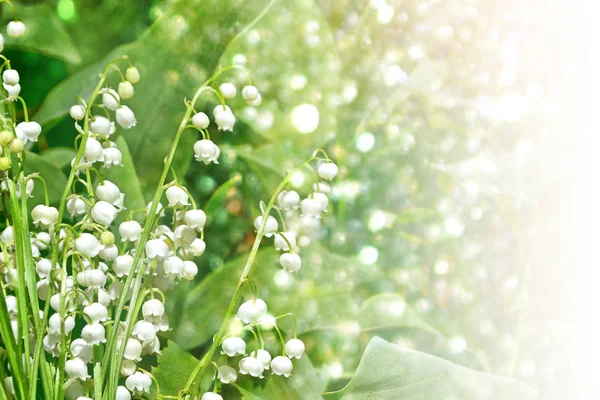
173, 224, 196, 248
0, 226, 14, 245
123, 338, 143, 362
187, 238, 206, 257
3, 82, 20, 97
285, 338, 305, 359
113, 254, 134, 277
120, 360, 137, 377
132, 320, 157, 344
219, 82, 236, 98
125, 371, 152, 394
142, 299, 165, 322
218, 365, 238, 384
65, 358, 89, 381
165, 186, 189, 207
317, 162, 339, 180
214, 107, 235, 131
35, 258, 56, 278
116, 105, 137, 129
48, 314, 75, 335
67, 196, 88, 217
103, 147, 123, 167
96, 180, 121, 204
270, 356, 293, 377
2, 69, 19, 85
146, 201, 165, 217
81, 323, 106, 345
70, 338, 93, 363
31, 205, 59, 229
91, 201, 118, 226
116, 386, 132, 400
201, 393, 223, 400
145, 239, 169, 260
313, 181, 331, 193
247, 93, 262, 106
184, 210, 206, 231
279, 253, 302, 273
5, 295, 17, 315
6, 21, 26, 38
15, 121, 42, 142
236, 299, 268, 324
238, 356, 265, 378
90, 116, 113, 136
253, 215, 278, 237
70, 105, 86, 120
99, 244, 118, 261
274, 232, 296, 251
84, 137, 105, 163
182, 260, 198, 280
163, 255, 184, 278
242, 85, 259, 102
102, 88, 120, 111
83, 303, 108, 324
85, 269, 107, 289
118, 81, 135, 99
221, 336, 246, 357
250, 349, 272, 370
278, 190, 300, 210
301, 197, 323, 218
119, 221, 142, 242
193, 140, 220, 164
191, 112, 210, 129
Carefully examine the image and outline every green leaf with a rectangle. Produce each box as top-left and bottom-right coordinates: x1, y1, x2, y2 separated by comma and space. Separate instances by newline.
39, 147, 76, 169
35, 0, 274, 198
102, 136, 146, 213
174, 244, 362, 349
24, 151, 68, 205
2, 4, 81, 64
263, 356, 326, 400
340, 337, 538, 400
392, 208, 437, 225
358, 293, 439, 336
204, 173, 242, 218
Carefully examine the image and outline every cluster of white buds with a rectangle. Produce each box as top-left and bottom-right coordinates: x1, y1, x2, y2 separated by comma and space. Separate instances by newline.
191, 82, 262, 165
0, 12, 26, 55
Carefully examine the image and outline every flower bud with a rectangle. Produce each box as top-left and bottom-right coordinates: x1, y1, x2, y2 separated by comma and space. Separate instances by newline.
84, 137, 105, 163
253, 215, 278, 237
191, 112, 210, 129
75, 233, 102, 258
317, 162, 339, 180
118, 81, 135, 99
242, 85, 259, 101
9, 138, 23, 153
2, 69, 19, 85
91, 201, 118, 226
116, 386, 132, 400
126, 67, 140, 84
219, 82, 236, 98
6, 21, 26, 38
247, 93, 262, 106
0, 157, 9, 171
70, 104, 86, 120
0, 130, 13, 146
102, 88, 120, 111
101, 231, 115, 246
123, 338, 143, 361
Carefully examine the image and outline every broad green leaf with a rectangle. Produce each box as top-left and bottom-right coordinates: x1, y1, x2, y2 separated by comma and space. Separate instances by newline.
174, 244, 363, 349
263, 356, 326, 400
150, 340, 211, 398
102, 136, 146, 213
2, 4, 81, 64
24, 151, 67, 205
340, 337, 538, 400
358, 293, 439, 335
39, 147, 76, 169
203, 173, 242, 218
35, 0, 273, 198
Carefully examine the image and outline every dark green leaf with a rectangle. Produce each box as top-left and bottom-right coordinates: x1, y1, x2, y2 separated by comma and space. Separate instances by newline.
340, 337, 538, 400
2, 4, 81, 64
39, 147, 76, 169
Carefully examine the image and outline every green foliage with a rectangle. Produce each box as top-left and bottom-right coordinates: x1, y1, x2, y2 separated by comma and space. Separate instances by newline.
339, 337, 537, 400
23, 151, 67, 204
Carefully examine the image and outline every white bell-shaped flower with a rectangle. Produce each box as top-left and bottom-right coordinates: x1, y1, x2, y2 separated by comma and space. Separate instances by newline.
214, 107, 235, 131
191, 112, 210, 129
90, 116, 113, 136
145, 239, 169, 260
5, 295, 17, 315
113, 254, 134, 277
2, 69, 19, 85
91, 201, 118, 226
120, 360, 137, 377
119, 221, 142, 242
83, 303, 108, 323
201, 393, 223, 400
313, 181, 331, 193
235, 298, 267, 324
173, 224, 196, 248
317, 162, 339, 180
118, 81, 135, 99
242, 86, 259, 102
182, 260, 198, 280
65, 358, 89, 381
31, 204, 58, 229
187, 238, 206, 257
278, 190, 300, 210
84, 137, 105, 163
165, 186, 189, 207
48, 314, 75, 335
75, 233, 102, 258
184, 209, 206, 231
301, 198, 322, 218
70, 105, 85, 120
274, 232, 296, 251
218, 365, 238, 384
146, 201, 165, 217
247, 93, 262, 106
250, 349, 272, 370
270, 356, 293, 377
116, 105, 137, 129
70, 338, 93, 363
103, 147, 123, 167
163, 255, 184, 278
67, 196, 88, 217
81, 323, 106, 345
125, 371, 152, 394
193, 139, 220, 164
6, 21, 26, 38
35, 258, 56, 278
142, 299, 165, 322
132, 320, 157, 344
221, 336, 246, 357
96, 180, 121, 204
116, 386, 132, 400
219, 82, 236, 98
123, 338, 143, 362
16, 121, 42, 142
0, 226, 14, 245
253, 215, 278, 237
285, 338, 305, 359
3, 82, 20, 98
279, 253, 302, 273
238, 356, 265, 378
99, 244, 118, 261
86, 269, 107, 289
102, 88, 120, 111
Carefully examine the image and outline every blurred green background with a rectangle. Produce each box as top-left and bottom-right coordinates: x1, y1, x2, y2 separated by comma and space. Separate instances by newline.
7, 0, 594, 398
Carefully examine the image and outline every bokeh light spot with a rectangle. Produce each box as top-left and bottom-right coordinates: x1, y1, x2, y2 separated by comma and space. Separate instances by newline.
291, 104, 319, 134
